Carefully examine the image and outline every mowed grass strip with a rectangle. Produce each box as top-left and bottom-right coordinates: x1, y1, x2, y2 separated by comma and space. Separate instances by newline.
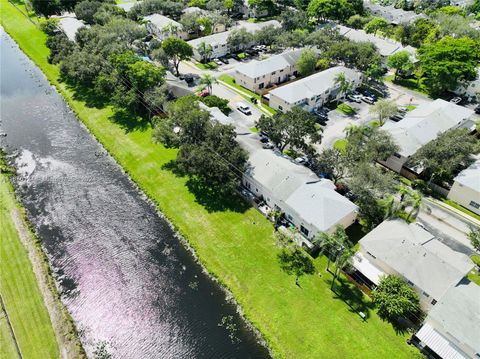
0, 310, 20, 359
1, 4, 420, 358
0, 175, 60, 359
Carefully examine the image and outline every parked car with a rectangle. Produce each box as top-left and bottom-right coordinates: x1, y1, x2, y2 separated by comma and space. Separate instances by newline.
236, 102, 252, 115
295, 155, 311, 166
197, 89, 210, 97
361, 90, 377, 101
450, 97, 462, 104
390, 113, 404, 122
361, 96, 375, 104
346, 92, 362, 103
475, 105, 480, 114
262, 142, 274, 149
260, 136, 269, 143
219, 57, 229, 64
213, 58, 223, 66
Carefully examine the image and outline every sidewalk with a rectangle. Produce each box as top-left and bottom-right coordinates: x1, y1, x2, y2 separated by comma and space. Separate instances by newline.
425, 196, 480, 227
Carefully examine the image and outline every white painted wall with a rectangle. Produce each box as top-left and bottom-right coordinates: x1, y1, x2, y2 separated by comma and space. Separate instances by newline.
448, 182, 480, 215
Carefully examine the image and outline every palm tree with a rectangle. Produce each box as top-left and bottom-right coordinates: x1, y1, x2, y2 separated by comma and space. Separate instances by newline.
402, 188, 425, 220
314, 226, 349, 273
331, 245, 355, 290
197, 41, 213, 64
198, 74, 217, 95
334, 72, 352, 105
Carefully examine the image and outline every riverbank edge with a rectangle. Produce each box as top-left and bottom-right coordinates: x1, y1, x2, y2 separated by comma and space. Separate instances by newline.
0, 10, 275, 358
0, 153, 86, 359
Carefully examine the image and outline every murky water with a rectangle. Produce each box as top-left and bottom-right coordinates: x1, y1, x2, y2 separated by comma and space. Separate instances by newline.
0, 27, 269, 358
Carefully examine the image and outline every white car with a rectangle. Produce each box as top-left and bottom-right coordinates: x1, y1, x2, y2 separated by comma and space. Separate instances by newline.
450, 97, 462, 104
213, 58, 223, 66
236, 102, 252, 115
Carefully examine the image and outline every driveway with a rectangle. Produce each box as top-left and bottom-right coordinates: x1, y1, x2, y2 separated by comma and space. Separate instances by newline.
417, 199, 478, 255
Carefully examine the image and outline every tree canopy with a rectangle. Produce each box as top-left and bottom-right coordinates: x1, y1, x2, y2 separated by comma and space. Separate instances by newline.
387, 50, 414, 80
408, 128, 480, 183
161, 37, 193, 76
255, 107, 322, 152
372, 275, 420, 321
417, 36, 480, 94
297, 48, 318, 76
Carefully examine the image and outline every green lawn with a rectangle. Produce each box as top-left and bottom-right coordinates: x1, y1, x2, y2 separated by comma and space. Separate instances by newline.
0, 310, 19, 359
385, 75, 430, 96
218, 74, 277, 115
337, 102, 356, 115
0, 3, 421, 358
195, 61, 218, 70
0, 173, 60, 359
439, 198, 480, 221
405, 105, 417, 111
333, 139, 348, 153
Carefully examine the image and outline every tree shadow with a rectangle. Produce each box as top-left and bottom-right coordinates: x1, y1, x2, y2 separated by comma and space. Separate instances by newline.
67, 82, 110, 109
328, 275, 375, 320
185, 177, 251, 213
109, 109, 151, 133
161, 160, 251, 213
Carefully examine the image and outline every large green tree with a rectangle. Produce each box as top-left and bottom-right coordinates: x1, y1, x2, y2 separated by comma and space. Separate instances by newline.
417, 36, 480, 94
161, 37, 193, 76
278, 247, 315, 285
297, 48, 318, 76
255, 107, 322, 152
408, 128, 480, 183
363, 17, 388, 36
176, 122, 248, 194
387, 50, 414, 80
372, 275, 420, 321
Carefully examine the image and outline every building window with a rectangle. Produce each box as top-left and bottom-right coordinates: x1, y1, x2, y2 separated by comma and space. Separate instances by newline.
422, 291, 429, 298
300, 225, 309, 236
407, 280, 414, 286
246, 182, 251, 189
366, 251, 376, 259
286, 214, 293, 221
272, 71, 276, 75
279, 105, 283, 110
469, 201, 480, 209
431, 299, 437, 305
393, 152, 401, 158
259, 83, 264, 89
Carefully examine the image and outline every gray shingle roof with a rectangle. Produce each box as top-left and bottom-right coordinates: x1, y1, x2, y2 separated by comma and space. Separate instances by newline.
453, 158, 480, 193
427, 280, 480, 355
285, 180, 358, 232
188, 20, 280, 48
58, 17, 87, 42
268, 66, 360, 104
383, 99, 474, 157
246, 150, 316, 201
360, 220, 474, 300
235, 49, 303, 79
144, 14, 182, 30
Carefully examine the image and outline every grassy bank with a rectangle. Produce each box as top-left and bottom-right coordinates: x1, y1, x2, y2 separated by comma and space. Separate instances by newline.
0, 173, 59, 358
1, 3, 420, 358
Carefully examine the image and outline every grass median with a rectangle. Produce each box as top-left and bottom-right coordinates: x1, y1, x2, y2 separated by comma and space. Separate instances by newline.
0, 173, 59, 359
1, 3, 421, 358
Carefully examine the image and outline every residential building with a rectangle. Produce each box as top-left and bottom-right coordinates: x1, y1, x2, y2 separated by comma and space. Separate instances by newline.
448, 159, 480, 215
116, 1, 142, 12
352, 220, 474, 310
414, 280, 480, 359
182, 8, 226, 34
57, 16, 87, 42
243, 150, 358, 240
454, 68, 480, 101
364, 1, 426, 25
337, 25, 417, 60
233, 49, 303, 93
380, 99, 475, 175
187, 20, 280, 61
268, 66, 362, 112
144, 14, 188, 40
240, 0, 269, 18
199, 102, 235, 126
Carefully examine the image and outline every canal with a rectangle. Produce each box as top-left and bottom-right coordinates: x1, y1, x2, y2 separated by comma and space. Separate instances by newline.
0, 27, 269, 358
